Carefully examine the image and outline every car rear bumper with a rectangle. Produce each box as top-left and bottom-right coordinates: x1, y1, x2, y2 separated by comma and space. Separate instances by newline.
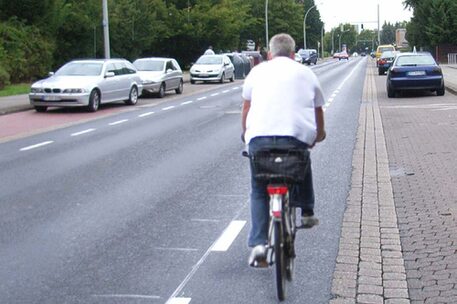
29, 93, 90, 107
389, 76, 443, 90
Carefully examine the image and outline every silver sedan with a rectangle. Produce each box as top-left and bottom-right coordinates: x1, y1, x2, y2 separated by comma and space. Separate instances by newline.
29, 59, 143, 112
133, 57, 184, 98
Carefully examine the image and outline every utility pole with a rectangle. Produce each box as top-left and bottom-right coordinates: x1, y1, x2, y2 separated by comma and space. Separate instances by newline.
377, 4, 380, 45
102, 0, 111, 59
265, 0, 269, 50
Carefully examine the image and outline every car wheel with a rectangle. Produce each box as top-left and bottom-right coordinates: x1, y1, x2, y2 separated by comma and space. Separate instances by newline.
230, 73, 235, 82
220, 73, 225, 84
175, 80, 183, 94
190, 79, 195, 84
157, 83, 165, 98
34, 106, 47, 113
387, 84, 396, 98
378, 68, 383, 75
437, 84, 445, 96
125, 86, 138, 105
87, 89, 100, 112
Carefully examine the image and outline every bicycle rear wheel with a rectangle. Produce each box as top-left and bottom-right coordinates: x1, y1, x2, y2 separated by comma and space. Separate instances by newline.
285, 208, 296, 281
273, 221, 286, 301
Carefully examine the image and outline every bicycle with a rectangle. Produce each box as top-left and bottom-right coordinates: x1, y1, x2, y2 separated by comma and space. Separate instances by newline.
243, 147, 309, 301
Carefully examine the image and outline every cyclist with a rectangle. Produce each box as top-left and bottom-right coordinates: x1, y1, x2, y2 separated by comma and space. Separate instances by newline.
241, 33, 326, 267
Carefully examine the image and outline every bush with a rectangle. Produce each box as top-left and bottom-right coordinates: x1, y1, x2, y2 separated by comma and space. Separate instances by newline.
0, 64, 11, 89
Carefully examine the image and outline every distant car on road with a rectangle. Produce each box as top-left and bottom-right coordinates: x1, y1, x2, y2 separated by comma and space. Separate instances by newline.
298, 49, 318, 65
133, 57, 183, 98
377, 51, 396, 75
386, 52, 445, 98
190, 54, 235, 84
29, 59, 143, 112
339, 51, 349, 61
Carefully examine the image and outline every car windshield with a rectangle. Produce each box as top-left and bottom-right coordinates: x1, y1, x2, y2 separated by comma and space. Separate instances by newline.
196, 56, 223, 65
133, 60, 164, 71
381, 51, 394, 58
379, 46, 394, 52
299, 50, 312, 56
395, 55, 436, 66
55, 62, 103, 76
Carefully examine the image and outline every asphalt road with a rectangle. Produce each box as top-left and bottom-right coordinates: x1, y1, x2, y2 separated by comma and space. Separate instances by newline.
0, 57, 367, 304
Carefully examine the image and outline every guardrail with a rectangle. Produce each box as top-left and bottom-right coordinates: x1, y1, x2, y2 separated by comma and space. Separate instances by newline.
448, 53, 457, 64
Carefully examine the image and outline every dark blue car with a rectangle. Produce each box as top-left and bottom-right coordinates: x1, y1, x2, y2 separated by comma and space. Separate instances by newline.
386, 52, 445, 98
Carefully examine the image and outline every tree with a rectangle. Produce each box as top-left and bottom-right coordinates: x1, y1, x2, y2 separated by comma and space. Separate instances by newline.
381, 22, 396, 45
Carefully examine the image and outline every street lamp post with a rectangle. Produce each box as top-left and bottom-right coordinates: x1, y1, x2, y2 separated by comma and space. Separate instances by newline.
102, 0, 110, 59
331, 28, 335, 55
265, 0, 269, 50
303, 4, 318, 49
339, 29, 350, 52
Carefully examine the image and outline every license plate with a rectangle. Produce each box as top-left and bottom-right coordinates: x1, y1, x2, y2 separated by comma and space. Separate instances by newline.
42, 95, 59, 101
408, 71, 426, 76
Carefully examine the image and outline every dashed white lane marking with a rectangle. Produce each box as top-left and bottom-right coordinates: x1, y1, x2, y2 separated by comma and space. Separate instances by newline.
20, 141, 54, 151
155, 247, 198, 252
210, 93, 219, 96
191, 218, 220, 223
109, 119, 128, 126
166, 298, 191, 304
138, 111, 155, 117
162, 106, 175, 111
232, 87, 239, 90
181, 100, 193, 105
211, 220, 246, 252
93, 294, 161, 300
327, 97, 334, 103
222, 90, 230, 93
71, 128, 96, 136
197, 96, 207, 101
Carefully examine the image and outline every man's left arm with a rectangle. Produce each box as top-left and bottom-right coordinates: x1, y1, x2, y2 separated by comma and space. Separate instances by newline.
241, 99, 251, 142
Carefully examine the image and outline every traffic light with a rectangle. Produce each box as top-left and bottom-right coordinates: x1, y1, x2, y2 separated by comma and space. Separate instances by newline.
361, 24, 364, 30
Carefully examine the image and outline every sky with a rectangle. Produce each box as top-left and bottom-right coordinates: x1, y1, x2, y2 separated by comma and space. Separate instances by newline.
316, 0, 413, 31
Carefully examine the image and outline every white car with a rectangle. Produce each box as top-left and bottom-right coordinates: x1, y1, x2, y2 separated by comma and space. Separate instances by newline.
133, 57, 183, 98
190, 55, 235, 84
29, 59, 143, 112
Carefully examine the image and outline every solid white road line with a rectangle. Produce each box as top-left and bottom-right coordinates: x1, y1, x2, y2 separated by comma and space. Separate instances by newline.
139, 111, 155, 117
166, 298, 191, 304
93, 294, 161, 300
20, 141, 54, 151
181, 100, 193, 105
155, 247, 198, 252
197, 97, 207, 101
211, 220, 246, 252
71, 128, 95, 137
109, 119, 128, 126
162, 106, 175, 111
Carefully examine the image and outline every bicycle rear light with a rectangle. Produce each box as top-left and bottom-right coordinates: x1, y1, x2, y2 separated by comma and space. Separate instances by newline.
267, 185, 288, 195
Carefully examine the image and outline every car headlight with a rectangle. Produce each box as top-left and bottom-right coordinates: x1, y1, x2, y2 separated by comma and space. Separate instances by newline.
62, 88, 85, 93
142, 79, 156, 85
30, 87, 44, 93
305, 57, 309, 61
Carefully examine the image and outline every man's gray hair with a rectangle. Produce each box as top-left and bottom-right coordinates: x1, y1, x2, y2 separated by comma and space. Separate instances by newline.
269, 33, 295, 57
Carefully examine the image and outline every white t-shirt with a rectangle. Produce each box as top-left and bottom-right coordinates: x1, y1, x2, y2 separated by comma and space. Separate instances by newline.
242, 56, 325, 145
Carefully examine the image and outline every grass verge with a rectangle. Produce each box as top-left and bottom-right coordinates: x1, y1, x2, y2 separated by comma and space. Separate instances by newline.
0, 83, 30, 97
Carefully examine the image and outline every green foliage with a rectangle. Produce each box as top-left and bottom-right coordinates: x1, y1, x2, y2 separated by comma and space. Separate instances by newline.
381, 22, 396, 45
0, 18, 54, 82
0, 63, 10, 89
406, 0, 457, 48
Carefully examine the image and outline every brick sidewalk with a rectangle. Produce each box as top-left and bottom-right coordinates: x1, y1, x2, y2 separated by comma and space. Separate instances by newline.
330, 64, 410, 304
378, 68, 457, 303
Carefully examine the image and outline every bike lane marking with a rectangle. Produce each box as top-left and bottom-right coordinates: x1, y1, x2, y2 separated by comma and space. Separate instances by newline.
71, 128, 96, 137
20, 141, 54, 151
211, 220, 246, 252
167, 298, 191, 304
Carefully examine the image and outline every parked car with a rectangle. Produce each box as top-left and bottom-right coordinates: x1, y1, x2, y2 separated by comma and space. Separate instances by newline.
376, 44, 395, 66
386, 52, 445, 98
352, 52, 359, 57
360, 52, 367, 57
133, 57, 183, 98
224, 53, 246, 79
294, 53, 303, 63
29, 59, 143, 112
298, 49, 318, 65
377, 51, 396, 75
190, 54, 235, 84
333, 52, 341, 59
